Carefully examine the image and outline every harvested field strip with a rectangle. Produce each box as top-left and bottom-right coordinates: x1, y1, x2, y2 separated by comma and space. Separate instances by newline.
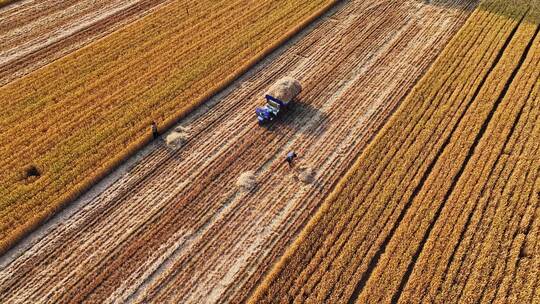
250, 1, 540, 303
0, 0, 172, 86
0, 0, 474, 302
0, 0, 338, 253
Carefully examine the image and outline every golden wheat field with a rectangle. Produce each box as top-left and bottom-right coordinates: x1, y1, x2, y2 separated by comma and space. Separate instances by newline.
0, 0, 337, 253
251, 0, 540, 303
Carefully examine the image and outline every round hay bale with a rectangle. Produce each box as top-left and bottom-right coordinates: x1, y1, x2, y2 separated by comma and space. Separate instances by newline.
237, 171, 257, 192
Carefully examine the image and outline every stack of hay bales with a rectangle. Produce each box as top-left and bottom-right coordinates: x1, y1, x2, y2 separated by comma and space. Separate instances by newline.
265, 77, 302, 103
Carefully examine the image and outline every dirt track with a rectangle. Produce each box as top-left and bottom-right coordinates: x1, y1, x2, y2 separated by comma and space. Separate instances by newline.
0, 0, 475, 302
0, 0, 169, 86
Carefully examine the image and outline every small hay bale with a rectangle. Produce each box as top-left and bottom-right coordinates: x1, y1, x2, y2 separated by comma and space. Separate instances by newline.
166, 126, 190, 148
297, 165, 315, 184
237, 171, 257, 192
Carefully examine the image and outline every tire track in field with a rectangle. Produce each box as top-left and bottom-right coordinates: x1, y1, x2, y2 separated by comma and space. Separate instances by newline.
0, 1, 474, 303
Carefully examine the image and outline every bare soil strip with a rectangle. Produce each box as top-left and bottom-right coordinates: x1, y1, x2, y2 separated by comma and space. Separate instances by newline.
0, 0, 170, 86
0, 0, 473, 303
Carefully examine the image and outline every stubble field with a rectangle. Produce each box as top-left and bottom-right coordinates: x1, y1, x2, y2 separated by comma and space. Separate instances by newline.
0, 0, 172, 85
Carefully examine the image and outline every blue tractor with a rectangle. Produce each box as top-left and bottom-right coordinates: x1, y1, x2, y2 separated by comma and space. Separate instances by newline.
256, 77, 302, 124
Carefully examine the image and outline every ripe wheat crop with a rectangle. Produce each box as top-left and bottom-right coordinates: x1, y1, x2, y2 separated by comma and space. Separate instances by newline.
0, 0, 338, 253
250, 0, 540, 303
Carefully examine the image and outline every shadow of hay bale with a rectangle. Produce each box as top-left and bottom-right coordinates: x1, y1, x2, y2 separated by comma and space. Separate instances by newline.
20, 164, 41, 184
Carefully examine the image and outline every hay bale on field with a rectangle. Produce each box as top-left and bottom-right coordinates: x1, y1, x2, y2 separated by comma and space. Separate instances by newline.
166, 132, 187, 148
265, 77, 302, 103
237, 171, 257, 192
166, 126, 190, 148
296, 165, 315, 184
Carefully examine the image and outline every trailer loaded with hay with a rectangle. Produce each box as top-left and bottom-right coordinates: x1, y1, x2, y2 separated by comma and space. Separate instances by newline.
256, 77, 302, 124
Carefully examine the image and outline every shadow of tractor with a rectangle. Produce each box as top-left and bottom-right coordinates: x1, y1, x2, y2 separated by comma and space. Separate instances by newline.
266, 98, 329, 136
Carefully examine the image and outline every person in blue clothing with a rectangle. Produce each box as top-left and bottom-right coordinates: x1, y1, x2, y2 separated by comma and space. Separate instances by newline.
285, 151, 297, 168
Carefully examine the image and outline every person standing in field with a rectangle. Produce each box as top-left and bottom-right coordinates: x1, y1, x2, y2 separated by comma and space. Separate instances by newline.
151, 121, 159, 139
285, 151, 297, 168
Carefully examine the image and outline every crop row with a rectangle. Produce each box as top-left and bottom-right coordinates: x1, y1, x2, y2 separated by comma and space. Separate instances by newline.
358, 2, 540, 302
249, 0, 538, 303
399, 33, 539, 303
0, 0, 338, 253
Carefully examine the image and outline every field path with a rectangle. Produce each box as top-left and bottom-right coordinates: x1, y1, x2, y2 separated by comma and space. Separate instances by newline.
0, 0, 170, 86
0, 0, 474, 303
